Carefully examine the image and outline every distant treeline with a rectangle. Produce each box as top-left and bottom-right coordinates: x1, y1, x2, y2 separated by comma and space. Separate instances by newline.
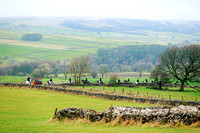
21, 33, 43, 41
0, 60, 59, 78
61, 18, 200, 34
0, 45, 167, 77
95, 45, 167, 72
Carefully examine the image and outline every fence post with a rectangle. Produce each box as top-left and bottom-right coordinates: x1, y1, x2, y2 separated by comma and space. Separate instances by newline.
139, 107, 142, 116
54, 108, 58, 116
168, 107, 171, 114
182, 96, 184, 105
114, 87, 115, 92
169, 95, 171, 100
169, 95, 171, 105
139, 107, 142, 122
109, 105, 113, 122
122, 88, 124, 94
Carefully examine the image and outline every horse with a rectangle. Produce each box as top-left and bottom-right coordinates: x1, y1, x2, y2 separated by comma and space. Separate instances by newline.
47, 81, 55, 85
25, 81, 31, 85
37, 80, 43, 85
82, 79, 90, 84
25, 77, 31, 84
97, 80, 105, 85
134, 81, 138, 84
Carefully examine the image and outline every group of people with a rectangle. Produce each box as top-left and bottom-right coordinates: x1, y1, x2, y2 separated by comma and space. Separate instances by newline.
118, 78, 131, 83
34, 80, 43, 85
25, 77, 149, 85
25, 77, 54, 85
134, 78, 148, 84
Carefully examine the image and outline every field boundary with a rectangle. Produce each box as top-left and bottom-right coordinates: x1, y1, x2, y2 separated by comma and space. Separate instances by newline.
1, 82, 200, 106
53, 106, 200, 126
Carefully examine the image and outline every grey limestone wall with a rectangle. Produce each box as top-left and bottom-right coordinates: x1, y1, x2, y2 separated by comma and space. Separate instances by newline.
55, 105, 200, 125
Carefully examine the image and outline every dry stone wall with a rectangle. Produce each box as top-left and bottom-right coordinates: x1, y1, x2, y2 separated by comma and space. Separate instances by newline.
55, 105, 200, 125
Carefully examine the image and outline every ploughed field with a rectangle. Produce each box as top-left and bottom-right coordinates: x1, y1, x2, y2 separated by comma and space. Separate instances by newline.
0, 86, 199, 133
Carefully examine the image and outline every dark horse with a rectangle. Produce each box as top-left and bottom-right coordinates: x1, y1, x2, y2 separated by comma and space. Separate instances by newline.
37, 80, 43, 85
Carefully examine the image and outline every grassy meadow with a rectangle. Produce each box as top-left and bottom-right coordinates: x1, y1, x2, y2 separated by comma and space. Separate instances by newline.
0, 86, 199, 133
0, 76, 199, 102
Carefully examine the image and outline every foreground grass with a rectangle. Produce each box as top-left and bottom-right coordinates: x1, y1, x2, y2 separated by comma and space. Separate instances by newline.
0, 87, 199, 133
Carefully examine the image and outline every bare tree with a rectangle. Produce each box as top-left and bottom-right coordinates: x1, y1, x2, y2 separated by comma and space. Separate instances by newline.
137, 68, 143, 78
69, 55, 91, 84
31, 63, 53, 78
158, 44, 200, 91
63, 68, 70, 80
98, 64, 109, 78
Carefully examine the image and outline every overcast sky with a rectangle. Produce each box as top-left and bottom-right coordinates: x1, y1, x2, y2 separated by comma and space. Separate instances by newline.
0, 0, 200, 20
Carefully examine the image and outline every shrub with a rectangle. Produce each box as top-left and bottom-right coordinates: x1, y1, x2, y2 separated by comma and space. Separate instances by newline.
109, 73, 118, 86
21, 33, 43, 41
17, 72, 24, 76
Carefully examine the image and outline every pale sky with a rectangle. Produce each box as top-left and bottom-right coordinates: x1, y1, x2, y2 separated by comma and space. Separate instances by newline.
0, 0, 200, 20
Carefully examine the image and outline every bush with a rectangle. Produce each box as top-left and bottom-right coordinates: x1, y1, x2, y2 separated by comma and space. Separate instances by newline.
21, 33, 43, 41
90, 70, 97, 78
31, 69, 42, 78
17, 72, 24, 76
109, 73, 118, 86
54, 73, 58, 77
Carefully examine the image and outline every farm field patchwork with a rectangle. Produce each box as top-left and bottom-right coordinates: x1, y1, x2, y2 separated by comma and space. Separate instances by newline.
0, 86, 199, 133
1, 18, 200, 66
0, 43, 85, 65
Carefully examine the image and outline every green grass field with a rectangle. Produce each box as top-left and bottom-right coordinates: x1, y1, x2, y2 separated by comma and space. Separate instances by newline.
1, 76, 199, 102
0, 86, 199, 133
77, 86, 200, 102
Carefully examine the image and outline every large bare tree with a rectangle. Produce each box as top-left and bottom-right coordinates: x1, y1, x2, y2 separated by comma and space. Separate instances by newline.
69, 55, 91, 84
157, 44, 200, 91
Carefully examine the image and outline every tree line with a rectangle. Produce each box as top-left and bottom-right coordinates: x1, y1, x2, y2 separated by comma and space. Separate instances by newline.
21, 33, 43, 41
0, 60, 58, 78
95, 45, 167, 72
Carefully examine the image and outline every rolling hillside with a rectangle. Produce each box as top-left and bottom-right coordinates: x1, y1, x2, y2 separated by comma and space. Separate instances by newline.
0, 17, 200, 66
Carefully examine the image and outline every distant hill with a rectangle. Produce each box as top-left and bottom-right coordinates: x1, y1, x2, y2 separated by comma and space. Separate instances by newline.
61, 18, 200, 34
0, 17, 200, 67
